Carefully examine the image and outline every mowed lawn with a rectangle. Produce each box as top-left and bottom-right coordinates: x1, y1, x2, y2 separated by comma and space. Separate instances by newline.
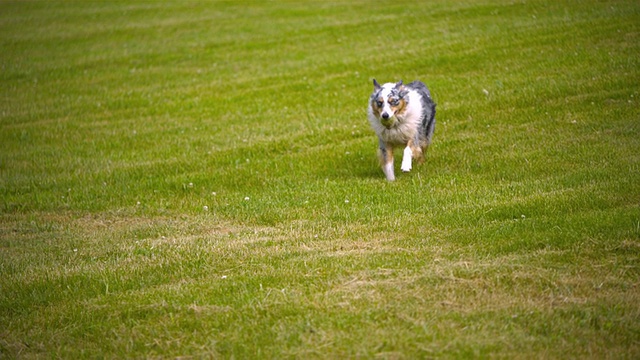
1, 0, 639, 358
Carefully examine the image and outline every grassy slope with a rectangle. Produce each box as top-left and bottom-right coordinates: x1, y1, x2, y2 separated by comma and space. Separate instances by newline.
1, 0, 639, 358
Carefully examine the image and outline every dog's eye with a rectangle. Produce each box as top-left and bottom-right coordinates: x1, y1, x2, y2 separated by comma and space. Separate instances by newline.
389, 98, 399, 106
376, 100, 383, 107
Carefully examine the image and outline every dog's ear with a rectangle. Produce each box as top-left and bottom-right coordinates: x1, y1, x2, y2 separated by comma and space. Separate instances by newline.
395, 80, 409, 98
373, 79, 381, 90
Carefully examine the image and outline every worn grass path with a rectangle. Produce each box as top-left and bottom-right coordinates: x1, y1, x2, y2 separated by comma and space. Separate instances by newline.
1, 0, 639, 358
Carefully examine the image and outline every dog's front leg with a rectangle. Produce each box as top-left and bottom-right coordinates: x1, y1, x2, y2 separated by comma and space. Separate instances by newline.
401, 145, 412, 172
378, 140, 395, 181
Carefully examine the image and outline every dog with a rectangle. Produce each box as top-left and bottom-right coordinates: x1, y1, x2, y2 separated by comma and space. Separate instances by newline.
367, 79, 436, 181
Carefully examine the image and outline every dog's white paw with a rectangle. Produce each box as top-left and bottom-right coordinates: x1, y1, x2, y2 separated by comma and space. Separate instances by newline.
401, 147, 412, 172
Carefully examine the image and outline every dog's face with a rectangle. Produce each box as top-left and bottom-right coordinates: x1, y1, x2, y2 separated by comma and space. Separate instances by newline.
370, 79, 408, 129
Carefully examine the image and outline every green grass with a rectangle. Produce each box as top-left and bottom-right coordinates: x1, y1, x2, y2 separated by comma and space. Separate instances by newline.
1, 0, 639, 358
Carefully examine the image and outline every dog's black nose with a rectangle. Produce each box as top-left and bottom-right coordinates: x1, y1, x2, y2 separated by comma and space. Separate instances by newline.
382, 112, 389, 119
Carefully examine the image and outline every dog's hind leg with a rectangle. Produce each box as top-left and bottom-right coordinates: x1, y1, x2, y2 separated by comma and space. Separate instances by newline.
378, 140, 395, 181
412, 132, 426, 164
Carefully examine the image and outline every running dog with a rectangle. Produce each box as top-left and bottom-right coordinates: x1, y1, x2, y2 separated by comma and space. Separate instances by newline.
367, 79, 436, 181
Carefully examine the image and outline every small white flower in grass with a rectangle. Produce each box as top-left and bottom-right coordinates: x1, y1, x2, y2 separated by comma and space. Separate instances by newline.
212, 192, 217, 196
136, 201, 141, 206
203, 205, 209, 211
188, 182, 194, 188
244, 197, 250, 201
221, 275, 227, 279
345, 199, 349, 203
73, 248, 78, 253
521, 214, 526, 219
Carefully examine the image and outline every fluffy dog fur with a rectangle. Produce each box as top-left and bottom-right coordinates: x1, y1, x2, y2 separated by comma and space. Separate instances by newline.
367, 79, 436, 181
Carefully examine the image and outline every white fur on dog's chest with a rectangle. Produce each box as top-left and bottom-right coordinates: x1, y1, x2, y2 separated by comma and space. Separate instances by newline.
378, 122, 416, 145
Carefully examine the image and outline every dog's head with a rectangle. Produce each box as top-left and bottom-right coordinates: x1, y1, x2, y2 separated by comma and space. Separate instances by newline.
370, 79, 409, 129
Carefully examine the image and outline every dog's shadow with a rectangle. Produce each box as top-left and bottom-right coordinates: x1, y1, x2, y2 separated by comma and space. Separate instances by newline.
329, 151, 389, 180
330, 148, 439, 182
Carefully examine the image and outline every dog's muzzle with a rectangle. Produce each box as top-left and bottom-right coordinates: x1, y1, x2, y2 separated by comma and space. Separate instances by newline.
381, 112, 394, 128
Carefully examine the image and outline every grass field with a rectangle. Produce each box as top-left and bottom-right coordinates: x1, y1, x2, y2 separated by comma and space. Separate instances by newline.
1, 0, 639, 358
